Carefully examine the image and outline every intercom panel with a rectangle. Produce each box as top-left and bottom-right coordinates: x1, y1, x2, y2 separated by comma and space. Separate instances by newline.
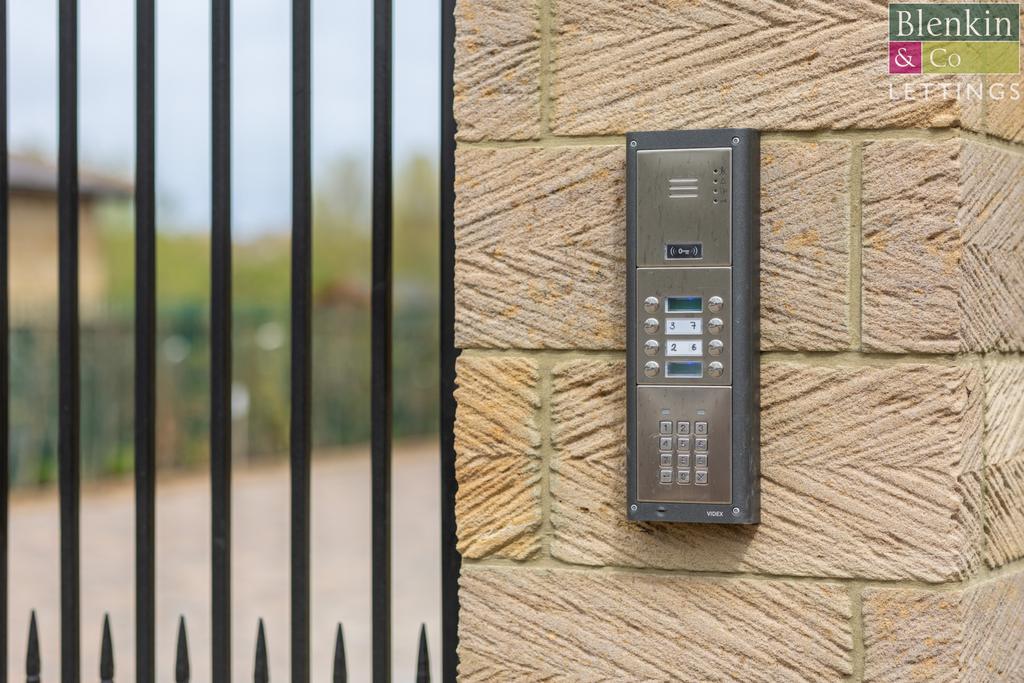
626, 129, 760, 524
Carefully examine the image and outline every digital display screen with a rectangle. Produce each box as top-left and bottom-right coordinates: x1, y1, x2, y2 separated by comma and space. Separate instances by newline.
665, 296, 703, 313
666, 361, 703, 378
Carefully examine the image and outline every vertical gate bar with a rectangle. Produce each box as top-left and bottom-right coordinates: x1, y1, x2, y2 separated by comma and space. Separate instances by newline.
134, 0, 157, 680
439, 0, 460, 680
210, 0, 233, 680
371, 0, 393, 680
58, 0, 81, 680
0, 0, 8, 676
289, 1, 312, 681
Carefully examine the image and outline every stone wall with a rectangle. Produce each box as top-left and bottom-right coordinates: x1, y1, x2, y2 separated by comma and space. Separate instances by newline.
452, 1, 1024, 679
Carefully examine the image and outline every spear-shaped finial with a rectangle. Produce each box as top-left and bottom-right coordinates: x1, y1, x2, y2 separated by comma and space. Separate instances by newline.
100, 613, 115, 682
332, 623, 347, 683
416, 624, 431, 683
253, 619, 269, 683
175, 616, 191, 683
26, 611, 41, 683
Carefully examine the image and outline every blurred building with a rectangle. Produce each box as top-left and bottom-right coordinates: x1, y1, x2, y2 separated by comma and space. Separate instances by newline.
8, 154, 131, 320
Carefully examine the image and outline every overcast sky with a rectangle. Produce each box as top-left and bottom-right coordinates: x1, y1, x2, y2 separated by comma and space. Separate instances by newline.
7, 0, 439, 235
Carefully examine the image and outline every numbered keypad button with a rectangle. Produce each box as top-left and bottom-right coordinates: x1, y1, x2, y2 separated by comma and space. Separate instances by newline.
695, 422, 708, 435
695, 437, 708, 452
695, 453, 708, 468
659, 420, 672, 435
677, 454, 691, 469
677, 470, 691, 485
659, 436, 673, 451
677, 421, 690, 435
659, 453, 673, 467
677, 436, 691, 452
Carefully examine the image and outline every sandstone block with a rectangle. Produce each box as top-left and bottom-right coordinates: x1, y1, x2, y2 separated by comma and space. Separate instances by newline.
984, 360, 1024, 568
453, 355, 542, 560
548, 358, 983, 581
550, 0, 966, 135
863, 570, 1024, 681
760, 141, 851, 350
459, 565, 852, 681
454, 0, 541, 141
861, 140, 962, 353
454, 145, 626, 349
960, 142, 1024, 352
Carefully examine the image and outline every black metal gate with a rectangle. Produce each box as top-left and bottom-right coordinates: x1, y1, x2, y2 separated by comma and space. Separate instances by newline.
0, 0, 461, 680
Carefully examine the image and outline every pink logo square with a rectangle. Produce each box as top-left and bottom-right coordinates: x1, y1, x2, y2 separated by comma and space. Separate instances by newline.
889, 42, 922, 74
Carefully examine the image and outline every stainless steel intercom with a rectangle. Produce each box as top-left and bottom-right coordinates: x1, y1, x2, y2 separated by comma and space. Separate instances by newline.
626, 129, 760, 524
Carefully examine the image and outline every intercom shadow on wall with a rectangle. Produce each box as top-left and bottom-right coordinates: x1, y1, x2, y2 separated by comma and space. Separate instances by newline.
626, 129, 760, 525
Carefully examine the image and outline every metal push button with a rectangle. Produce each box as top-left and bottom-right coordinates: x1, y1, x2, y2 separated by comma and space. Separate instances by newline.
644, 361, 660, 378
677, 454, 691, 469
695, 453, 708, 468
694, 469, 709, 485
695, 437, 708, 452
659, 468, 674, 484
677, 469, 691, 484
708, 339, 724, 356
677, 421, 690, 435
708, 361, 724, 378
708, 296, 724, 313
644, 340, 660, 356
695, 422, 708, 435
660, 453, 673, 467
677, 436, 691, 452
659, 420, 673, 435
644, 296, 660, 313
643, 318, 660, 334
659, 436, 673, 451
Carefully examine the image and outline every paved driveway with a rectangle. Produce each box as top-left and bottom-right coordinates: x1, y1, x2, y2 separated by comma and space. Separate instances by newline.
7, 442, 441, 682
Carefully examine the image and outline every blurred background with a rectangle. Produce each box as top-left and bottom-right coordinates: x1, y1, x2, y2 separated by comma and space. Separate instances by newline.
5, 0, 442, 680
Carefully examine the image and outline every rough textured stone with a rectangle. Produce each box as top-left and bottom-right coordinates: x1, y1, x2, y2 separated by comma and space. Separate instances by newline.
454, 0, 541, 141
459, 565, 852, 681
862, 140, 962, 353
550, 0, 966, 136
863, 570, 1024, 681
454, 145, 626, 349
960, 142, 1024, 352
548, 358, 983, 581
985, 75, 1024, 144
453, 355, 542, 560
984, 360, 1024, 568
455, 142, 852, 350
760, 141, 851, 350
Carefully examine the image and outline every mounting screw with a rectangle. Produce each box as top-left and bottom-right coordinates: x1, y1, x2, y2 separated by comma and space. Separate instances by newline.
629, 140, 637, 148
732, 507, 741, 516
630, 504, 638, 512
731, 136, 740, 145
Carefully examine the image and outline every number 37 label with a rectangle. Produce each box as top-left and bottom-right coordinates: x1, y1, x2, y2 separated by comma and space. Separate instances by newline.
665, 318, 702, 335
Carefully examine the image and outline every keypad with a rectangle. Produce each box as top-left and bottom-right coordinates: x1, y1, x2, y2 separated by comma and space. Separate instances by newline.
652, 416, 713, 487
